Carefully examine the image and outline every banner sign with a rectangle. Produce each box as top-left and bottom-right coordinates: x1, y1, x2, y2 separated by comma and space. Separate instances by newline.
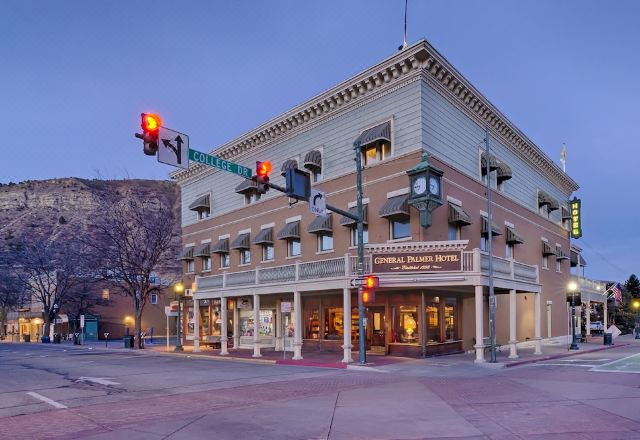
372, 251, 462, 273
570, 197, 582, 239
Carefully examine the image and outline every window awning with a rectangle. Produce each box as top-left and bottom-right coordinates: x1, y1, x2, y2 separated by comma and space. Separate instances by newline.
211, 238, 229, 254
506, 226, 525, 244
340, 205, 368, 227
280, 159, 298, 177
308, 214, 332, 234
230, 233, 250, 250
235, 179, 257, 194
354, 121, 391, 147
538, 190, 559, 211
179, 247, 194, 260
188, 194, 210, 212
303, 150, 322, 171
448, 203, 472, 226
570, 250, 587, 267
481, 152, 499, 173
277, 221, 300, 240
378, 195, 409, 219
496, 162, 512, 183
556, 246, 569, 260
195, 243, 210, 257
481, 216, 502, 236
253, 228, 274, 245
542, 241, 555, 256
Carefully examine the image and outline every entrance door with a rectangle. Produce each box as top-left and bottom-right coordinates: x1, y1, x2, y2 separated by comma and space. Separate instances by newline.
368, 307, 385, 351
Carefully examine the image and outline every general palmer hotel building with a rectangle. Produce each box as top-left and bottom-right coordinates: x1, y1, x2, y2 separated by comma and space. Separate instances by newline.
172, 40, 586, 363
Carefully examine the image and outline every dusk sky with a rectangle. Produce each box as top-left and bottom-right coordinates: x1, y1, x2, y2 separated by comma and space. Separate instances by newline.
2, 0, 638, 282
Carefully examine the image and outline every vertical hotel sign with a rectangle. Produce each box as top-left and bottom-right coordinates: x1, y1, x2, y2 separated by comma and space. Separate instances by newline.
570, 197, 582, 239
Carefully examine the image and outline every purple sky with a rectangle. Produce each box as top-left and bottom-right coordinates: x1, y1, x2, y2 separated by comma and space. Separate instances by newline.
2, 0, 638, 281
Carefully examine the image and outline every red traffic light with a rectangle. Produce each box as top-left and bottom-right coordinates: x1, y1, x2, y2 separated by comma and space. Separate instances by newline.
365, 275, 379, 289
256, 161, 272, 177
362, 290, 374, 304
141, 113, 162, 133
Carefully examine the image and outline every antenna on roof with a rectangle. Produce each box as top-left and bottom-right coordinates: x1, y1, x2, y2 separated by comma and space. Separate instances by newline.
398, 0, 408, 51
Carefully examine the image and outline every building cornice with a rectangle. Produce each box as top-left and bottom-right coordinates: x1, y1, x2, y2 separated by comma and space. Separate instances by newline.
172, 40, 579, 194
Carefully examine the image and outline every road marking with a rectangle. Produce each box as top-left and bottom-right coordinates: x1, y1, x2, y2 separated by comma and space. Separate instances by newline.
26, 392, 67, 409
77, 376, 120, 386
536, 363, 595, 367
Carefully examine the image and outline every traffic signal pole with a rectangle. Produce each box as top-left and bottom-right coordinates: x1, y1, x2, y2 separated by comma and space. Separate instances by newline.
354, 141, 366, 365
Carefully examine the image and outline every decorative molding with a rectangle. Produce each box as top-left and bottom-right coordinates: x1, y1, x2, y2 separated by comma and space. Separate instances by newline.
365, 240, 469, 253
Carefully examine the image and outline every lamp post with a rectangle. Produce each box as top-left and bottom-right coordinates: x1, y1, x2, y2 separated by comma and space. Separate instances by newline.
633, 300, 640, 339
568, 281, 579, 350
174, 282, 184, 352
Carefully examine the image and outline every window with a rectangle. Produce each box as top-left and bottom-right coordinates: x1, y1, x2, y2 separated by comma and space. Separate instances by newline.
556, 258, 561, 273
220, 253, 230, 268
542, 254, 549, 270
426, 300, 439, 343
362, 140, 391, 166
244, 192, 261, 205
318, 233, 333, 252
198, 209, 210, 220
312, 169, 322, 183
240, 249, 251, 265
351, 226, 369, 246
202, 256, 211, 271
506, 243, 514, 259
288, 239, 301, 257
448, 224, 461, 241
395, 305, 418, 343
480, 235, 488, 252
444, 297, 458, 341
150, 293, 158, 305
186, 260, 195, 273
539, 205, 548, 217
324, 307, 344, 339
390, 218, 410, 240
262, 244, 274, 261
482, 171, 497, 190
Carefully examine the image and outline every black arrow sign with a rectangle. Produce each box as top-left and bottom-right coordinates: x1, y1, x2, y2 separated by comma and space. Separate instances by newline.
162, 135, 184, 164
313, 192, 323, 206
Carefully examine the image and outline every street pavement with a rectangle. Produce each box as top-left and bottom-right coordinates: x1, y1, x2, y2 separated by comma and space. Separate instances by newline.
1, 337, 640, 439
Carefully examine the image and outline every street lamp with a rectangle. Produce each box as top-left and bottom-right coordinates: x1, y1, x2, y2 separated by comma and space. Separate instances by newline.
568, 281, 579, 350
174, 282, 184, 352
633, 300, 640, 339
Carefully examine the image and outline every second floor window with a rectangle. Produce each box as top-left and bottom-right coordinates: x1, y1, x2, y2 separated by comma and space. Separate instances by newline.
351, 226, 369, 247
318, 233, 333, 252
151, 293, 158, 305
542, 255, 549, 270
240, 249, 251, 265
390, 218, 410, 240
202, 256, 211, 271
288, 239, 301, 257
186, 260, 195, 273
220, 253, 230, 268
506, 243, 514, 259
448, 224, 461, 241
262, 244, 274, 261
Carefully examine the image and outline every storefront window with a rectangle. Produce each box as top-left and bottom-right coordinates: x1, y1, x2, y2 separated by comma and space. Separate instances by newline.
396, 306, 418, 343
324, 307, 344, 340
426, 298, 440, 343
239, 310, 254, 337
200, 300, 210, 336
259, 310, 273, 337
444, 297, 458, 341
306, 308, 320, 339
186, 298, 194, 335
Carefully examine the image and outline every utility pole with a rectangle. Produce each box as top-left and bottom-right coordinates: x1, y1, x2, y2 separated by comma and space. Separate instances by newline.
354, 141, 366, 365
485, 126, 497, 363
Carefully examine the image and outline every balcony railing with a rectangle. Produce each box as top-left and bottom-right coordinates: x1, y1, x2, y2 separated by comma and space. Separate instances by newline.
572, 276, 607, 297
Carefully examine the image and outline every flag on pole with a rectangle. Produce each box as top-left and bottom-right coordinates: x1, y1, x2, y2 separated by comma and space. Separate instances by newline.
612, 283, 623, 303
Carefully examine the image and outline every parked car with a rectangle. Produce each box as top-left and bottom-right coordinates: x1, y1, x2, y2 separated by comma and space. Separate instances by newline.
590, 321, 604, 333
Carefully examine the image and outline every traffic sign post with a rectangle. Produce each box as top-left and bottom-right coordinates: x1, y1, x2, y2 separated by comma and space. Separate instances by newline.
309, 188, 327, 216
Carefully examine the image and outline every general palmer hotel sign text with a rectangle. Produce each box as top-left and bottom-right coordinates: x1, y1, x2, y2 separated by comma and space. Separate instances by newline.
372, 251, 462, 273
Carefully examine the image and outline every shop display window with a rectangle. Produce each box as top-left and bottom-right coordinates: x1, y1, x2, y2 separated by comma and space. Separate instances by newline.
444, 297, 458, 341
427, 298, 440, 343
186, 299, 194, 335
200, 302, 210, 336
239, 312, 254, 337
259, 310, 273, 336
324, 307, 344, 340
307, 308, 320, 339
396, 306, 418, 343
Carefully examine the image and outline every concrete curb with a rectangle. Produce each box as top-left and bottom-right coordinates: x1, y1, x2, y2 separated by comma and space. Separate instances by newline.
505, 343, 630, 368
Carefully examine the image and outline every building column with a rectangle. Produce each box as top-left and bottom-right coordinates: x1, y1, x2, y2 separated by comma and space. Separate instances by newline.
474, 285, 485, 363
293, 290, 303, 360
193, 299, 201, 353
585, 300, 591, 336
534, 292, 542, 355
342, 288, 353, 363
233, 299, 239, 350
603, 300, 608, 331
546, 301, 552, 338
252, 294, 261, 358
220, 297, 229, 355
508, 289, 518, 359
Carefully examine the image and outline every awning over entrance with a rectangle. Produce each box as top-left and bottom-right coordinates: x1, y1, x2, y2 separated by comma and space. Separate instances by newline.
308, 214, 332, 234
448, 203, 472, 226
277, 221, 300, 240
188, 194, 210, 212
253, 228, 274, 245
195, 243, 210, 257
505, 226, 525, 244
481, 216, 502, 236
230, 233, 250, 250
354, 121, 391, 146
378, 195, 409, 219
211, 238, 229, 254
340, 205, 368, 226
179, 247, 194, 260
303, 150, 322, 171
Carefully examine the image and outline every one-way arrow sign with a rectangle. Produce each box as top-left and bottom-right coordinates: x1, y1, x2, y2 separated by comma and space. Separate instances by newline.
158, 127, 189, 170
309, 188, 326, 216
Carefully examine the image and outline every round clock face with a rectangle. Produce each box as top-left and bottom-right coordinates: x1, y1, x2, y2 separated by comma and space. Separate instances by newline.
429, 176, 440, 195
413, 176, 427, 195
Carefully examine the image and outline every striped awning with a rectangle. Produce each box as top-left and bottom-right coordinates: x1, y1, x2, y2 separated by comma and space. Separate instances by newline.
448, 203, 472, 226
340, 205, 368, 227
188, 194, 210, 212
354, 121, 391, 147
235, 179, 257, 194
538, 190, 559, 211
556, 246, 569, 260
211, 238, 229, 254
496, 162, 512, 183
179, 247, 194, 260
230, 233, 250, 250
303, 150, 322, 171
570, 250, 587, 267
481, 216, 502, 236
277, 221, 300, 240
280, 159, 298, 177
506, 226, 525, 244
378, 195, 409, 219
253, 228, 274, 245
481, 152, 499, 173
542, 241, 555, 256
195, 243, 210, 257
308, 214, 332, 234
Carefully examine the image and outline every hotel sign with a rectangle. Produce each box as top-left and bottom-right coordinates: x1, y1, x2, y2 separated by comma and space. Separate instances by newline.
372, 251, 462, 274
570, 197, 582, 239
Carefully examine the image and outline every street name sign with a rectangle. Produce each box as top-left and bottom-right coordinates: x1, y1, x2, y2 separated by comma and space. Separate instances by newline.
158, 127, 190, 170
309, 188, 327, 216
189, 149, 252, 178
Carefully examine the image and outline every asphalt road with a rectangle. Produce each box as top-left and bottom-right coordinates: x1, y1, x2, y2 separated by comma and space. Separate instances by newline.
2, 341, 640, 439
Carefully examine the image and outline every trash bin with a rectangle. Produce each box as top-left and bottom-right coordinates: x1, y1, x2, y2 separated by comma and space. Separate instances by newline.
604, 333, 613, 345
53, 333, 61, 344
41, 335, 50, 343
22, 334, 30, 343
124, 335, 134, 349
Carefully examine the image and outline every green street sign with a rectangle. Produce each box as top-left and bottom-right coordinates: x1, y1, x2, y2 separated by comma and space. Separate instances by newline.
188, 149, 252, 178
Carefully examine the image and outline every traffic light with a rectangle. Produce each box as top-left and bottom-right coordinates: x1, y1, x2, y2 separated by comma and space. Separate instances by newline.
135, 113, 162, 156
361, 275, 379, 304
253, 161, 272, 194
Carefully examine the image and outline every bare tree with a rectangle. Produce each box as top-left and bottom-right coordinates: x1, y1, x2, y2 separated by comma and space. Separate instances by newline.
63, 279, 98, 335
0, 268, 27, 338
87, 196, 179, 349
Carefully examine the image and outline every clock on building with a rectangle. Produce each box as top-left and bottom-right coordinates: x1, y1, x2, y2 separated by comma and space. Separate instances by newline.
406, 151, 444, 228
